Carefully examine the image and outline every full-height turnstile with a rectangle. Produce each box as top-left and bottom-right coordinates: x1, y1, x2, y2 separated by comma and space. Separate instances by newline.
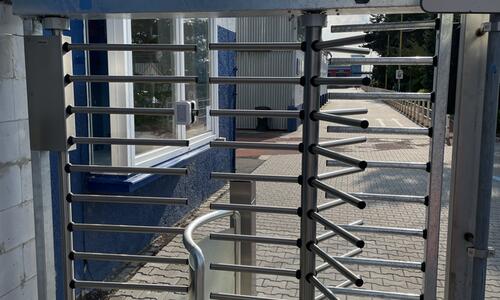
20, 1, 453, 300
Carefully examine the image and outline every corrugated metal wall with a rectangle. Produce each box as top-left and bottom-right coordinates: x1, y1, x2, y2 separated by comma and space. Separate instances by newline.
236, 16, 303, 130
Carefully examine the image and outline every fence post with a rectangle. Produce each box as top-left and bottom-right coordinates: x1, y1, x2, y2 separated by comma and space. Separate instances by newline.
230, 180, 257, 296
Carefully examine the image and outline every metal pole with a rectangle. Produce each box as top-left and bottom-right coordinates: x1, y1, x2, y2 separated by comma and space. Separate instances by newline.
299, 13, 326, 300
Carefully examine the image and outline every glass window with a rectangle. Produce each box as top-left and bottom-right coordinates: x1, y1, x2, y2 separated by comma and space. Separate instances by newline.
131, 19, 176, 156
183, 18, 211, 138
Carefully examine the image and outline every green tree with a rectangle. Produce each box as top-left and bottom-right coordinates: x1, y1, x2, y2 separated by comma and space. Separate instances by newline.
365, 14, 436, 92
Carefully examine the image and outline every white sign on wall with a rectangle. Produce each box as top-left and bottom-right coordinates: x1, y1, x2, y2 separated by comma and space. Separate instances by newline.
421, 0, 500, 13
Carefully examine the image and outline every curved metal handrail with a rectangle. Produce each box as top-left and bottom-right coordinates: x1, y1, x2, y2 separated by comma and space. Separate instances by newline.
183, 210, 241, 300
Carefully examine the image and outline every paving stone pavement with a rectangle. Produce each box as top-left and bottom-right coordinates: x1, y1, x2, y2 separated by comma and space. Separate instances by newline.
105, 88, 500, 300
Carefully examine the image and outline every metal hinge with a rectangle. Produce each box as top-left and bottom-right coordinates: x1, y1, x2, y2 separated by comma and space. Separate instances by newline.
467, 247, 495, 259
478, 22, 500, 35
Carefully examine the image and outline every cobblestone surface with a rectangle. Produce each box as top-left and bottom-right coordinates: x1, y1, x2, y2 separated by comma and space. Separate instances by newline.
105, 88, 500, 299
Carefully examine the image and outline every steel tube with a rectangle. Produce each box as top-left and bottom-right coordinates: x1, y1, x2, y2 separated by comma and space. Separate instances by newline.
317, 199, 346, 212
72, 251, 188, 265
67, 75, 197, 83
210, 203, 298, 215
312, 77, 371, 86
327, 126, 430, 135
72, 280, 189, 293
68, 136, 189, 147
316, 248, 362, 274
210, 140, 300, 151
68, 193, 188, 205
331, 20, 436, 33
326, 160, 428, 170
328, 92, 431, 101
210, 293, 283, 300
328, 287, 421, 300
308, 275, 339, 300
70, 223, 184, 234
209, 42, 301, 51
320, 108, 368, 115
211, 172, 299, 183
318, 137, 367, 148
317, 220, 364, 243
331, 256, 423, 270
311, 179, 366, 209
317, 167, 364, 181
349, 192, 426, 204
210, 109, 300, 118
312, 146, 367, 169
312, 112, 369, 128
311, 212, 365, 248
313, 35, 369, 50
66, 164, 187, 175
329, 46, 371, 55
64, 43, 196, 52
67, 106, 175, 115
209, 76, 300, 84
329, 57, 434, 66
310, 244, 364, 287
210, 263, 297, 277
340, 224, 425, 237
210, 233, 298, 246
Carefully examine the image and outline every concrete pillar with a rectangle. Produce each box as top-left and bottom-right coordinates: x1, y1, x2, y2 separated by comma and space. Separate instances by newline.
230, 181, 256, 296
0, 3, 39, 299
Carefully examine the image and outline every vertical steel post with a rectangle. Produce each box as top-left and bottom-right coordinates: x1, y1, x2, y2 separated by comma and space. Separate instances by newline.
298, 13, 326, 300
423, 14, 453, 298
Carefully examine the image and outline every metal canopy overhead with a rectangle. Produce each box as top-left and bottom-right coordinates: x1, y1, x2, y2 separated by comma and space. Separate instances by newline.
12, 0, 423, 18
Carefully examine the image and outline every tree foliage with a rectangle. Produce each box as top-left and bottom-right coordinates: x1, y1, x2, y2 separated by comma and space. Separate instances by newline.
365, 14, 436, 92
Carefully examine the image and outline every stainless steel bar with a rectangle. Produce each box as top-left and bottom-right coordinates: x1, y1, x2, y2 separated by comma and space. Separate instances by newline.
210, 140, 300, 151
310, 244, 363, 287
329, 56, 434, 66
317, 199, 345, 212
318, 137, 367, 148
211, 172, 299, 183
332, 256, 423, 270
349, 192, 426, 204
71, 280, 188, 293
210, 109, 300, 118
210, 233, 298, 246
317, 220, 364, 243
313, 34, 369, 50
326, 159, 428, 170
331, 20, 436, 33
209, 76, 300, 84
320, 108, 368, 115
68, 136, 189, 147
210, 263, 297, 277
67, 105, 175, 115
340, 224, 425, 237
70, 222, 184, 234
312, 112, 369, 128
209, 42, 301, 51
68, 193, 188, 205
316, 248, 362, 274
312, 77, 371, 86
67, 75, 197, 83
311, 179, 366, 209
317, 167, 364, 181
299, 14, 325, 300
328, 287, 421, 300
64, 43, 196, 52
210, 203, 298, 215
328, 92, 431, 101
66, 164, 187, 175
330, 46, 371, 55
327, 126, 430, 135
312, 146, 367, 169
72, 251, 188, 265
308, 275, 339, 300
311, 212, 365, 248
210, 293, 284, 300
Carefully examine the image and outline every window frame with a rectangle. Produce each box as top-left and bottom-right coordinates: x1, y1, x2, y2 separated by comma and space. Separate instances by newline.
105, 17, 219, 167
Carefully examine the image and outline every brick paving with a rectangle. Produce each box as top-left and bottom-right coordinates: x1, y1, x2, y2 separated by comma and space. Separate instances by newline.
105, 88, 500, 299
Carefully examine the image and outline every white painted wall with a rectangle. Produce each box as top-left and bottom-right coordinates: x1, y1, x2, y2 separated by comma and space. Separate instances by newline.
0, 3, 39, 299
